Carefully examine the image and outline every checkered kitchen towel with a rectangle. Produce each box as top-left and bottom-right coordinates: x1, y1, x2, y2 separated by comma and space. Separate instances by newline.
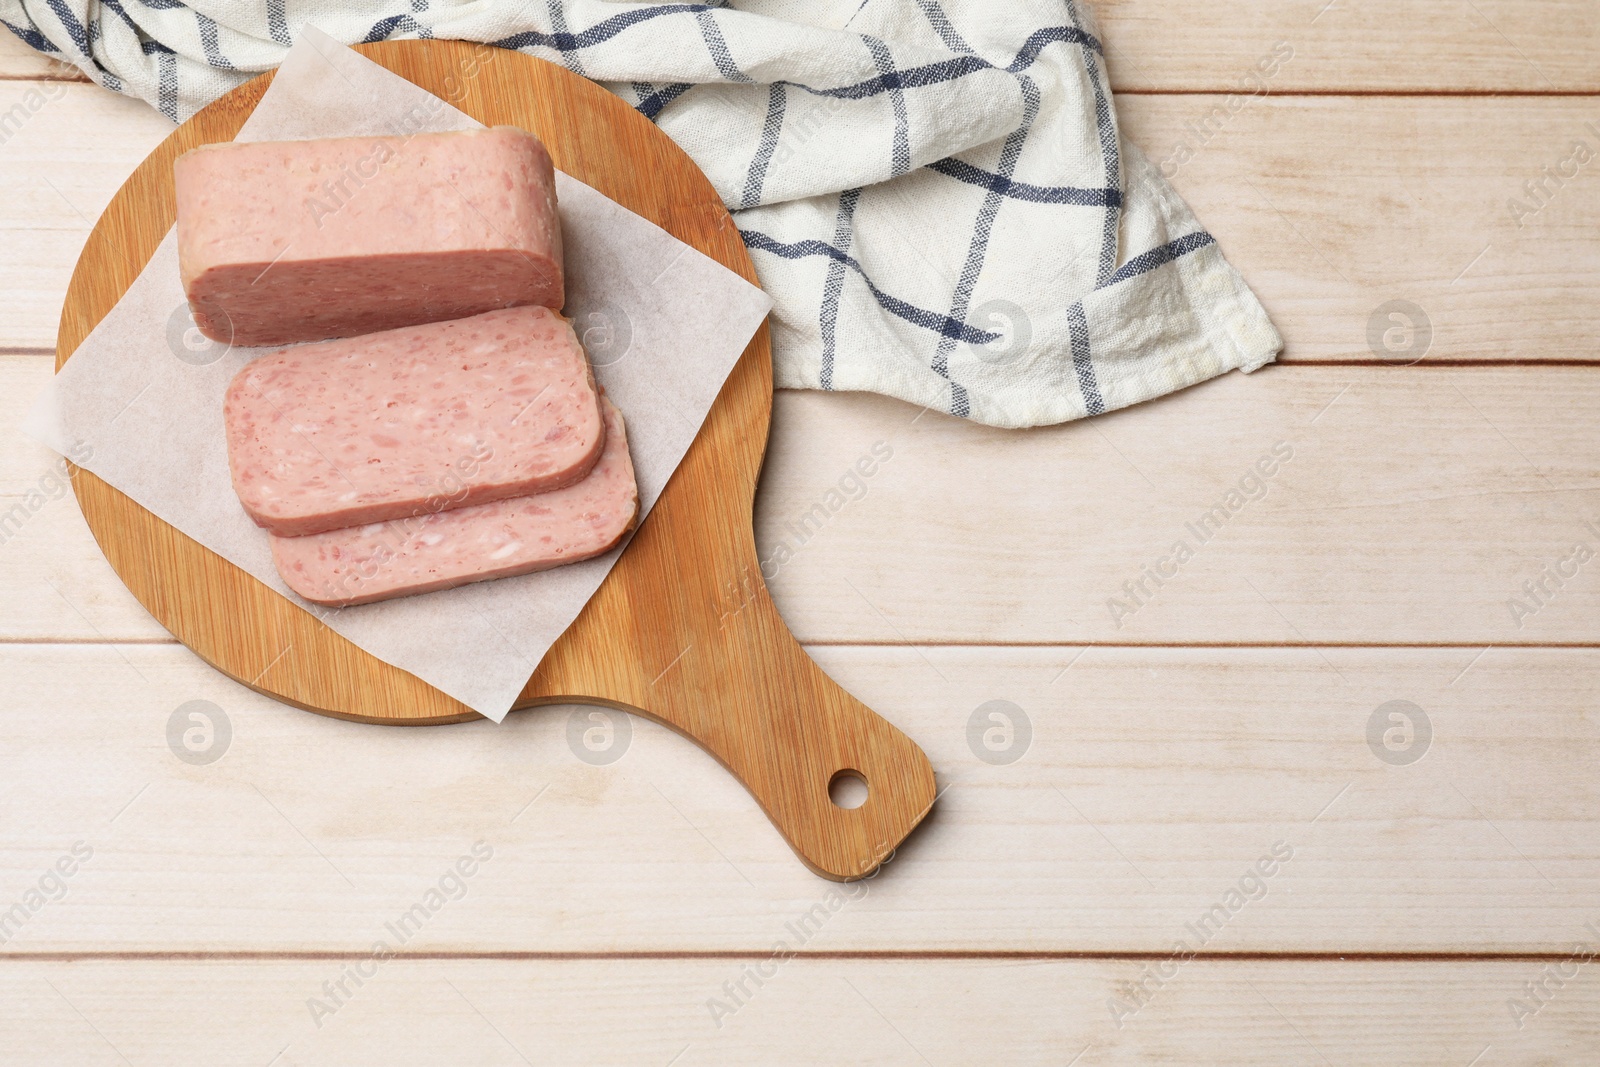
2, 0, 1282, 428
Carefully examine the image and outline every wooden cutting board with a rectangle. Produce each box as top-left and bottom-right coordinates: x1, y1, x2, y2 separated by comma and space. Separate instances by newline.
56, 40, 936, 881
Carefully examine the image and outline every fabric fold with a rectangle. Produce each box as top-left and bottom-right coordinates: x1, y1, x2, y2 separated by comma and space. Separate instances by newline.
3, 0, 1282, 428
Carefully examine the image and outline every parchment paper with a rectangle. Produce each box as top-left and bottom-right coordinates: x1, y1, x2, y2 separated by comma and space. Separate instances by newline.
23, 27, 772, 722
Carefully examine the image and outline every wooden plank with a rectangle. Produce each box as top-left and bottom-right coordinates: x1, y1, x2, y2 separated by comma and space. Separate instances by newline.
1, 642, 1596, 952
757, 367, 1600, 644
6, 91, 1597, 363
1119, 95, 1600, 364
0, 82, 173, 351
0, 29, 86, 81
3, 3, 1598, 92
0, 958, 1594, 1064
1091, 0, 1600, 94
8, 356, 1600, 645
0, 356, 168, 640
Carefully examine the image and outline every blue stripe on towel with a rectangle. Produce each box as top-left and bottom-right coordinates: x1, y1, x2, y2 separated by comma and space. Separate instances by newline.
741, 83, 788, 208
928, 158, 1120, 208
742, 228, 1003, 346
1067, 302, 1103, 415
1101, 231, 1215, 289
818, 188, 862, 390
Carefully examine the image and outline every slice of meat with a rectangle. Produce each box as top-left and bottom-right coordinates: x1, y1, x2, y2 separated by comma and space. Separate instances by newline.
272, 399, 638, 606
176, 126, 562, 347
224, 305, 602, 537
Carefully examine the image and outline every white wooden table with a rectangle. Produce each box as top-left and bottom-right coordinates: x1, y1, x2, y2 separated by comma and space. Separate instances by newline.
3, 4, 1599, 1061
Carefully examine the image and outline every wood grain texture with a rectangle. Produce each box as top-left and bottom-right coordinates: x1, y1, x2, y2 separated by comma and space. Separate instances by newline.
1119, 95, 1600, 364
0, 31, 86, 80
52, 41, 935, 880
0, 82, 173, 350
4, 3, 1598, 92
1087, 0, 1600, 93
11, 358, 1600, 646
2, 643, 1596, 953
2, 958, 1593, 1065
756, 369, 1600, 644
10, 91, 1599, 363
2, 4, 1598, 1061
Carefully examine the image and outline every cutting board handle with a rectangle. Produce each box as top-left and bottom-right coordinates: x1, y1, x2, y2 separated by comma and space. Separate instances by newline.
522, 408, 939, 882
664, 593, 934, 881
529, 570, 938, 881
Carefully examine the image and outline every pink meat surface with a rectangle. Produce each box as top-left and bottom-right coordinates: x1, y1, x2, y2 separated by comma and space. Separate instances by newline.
176, 126, 562, 347
273, 399, 638, 606
224, 305, 603, 537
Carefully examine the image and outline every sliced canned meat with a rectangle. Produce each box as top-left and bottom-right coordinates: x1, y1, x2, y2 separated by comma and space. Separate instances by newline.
224, 305, 603, 537
273, 399, 638, 606
176, 126, 562, 347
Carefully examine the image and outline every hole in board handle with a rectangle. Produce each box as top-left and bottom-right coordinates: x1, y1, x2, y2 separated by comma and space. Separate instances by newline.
828, 769, 869, 810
